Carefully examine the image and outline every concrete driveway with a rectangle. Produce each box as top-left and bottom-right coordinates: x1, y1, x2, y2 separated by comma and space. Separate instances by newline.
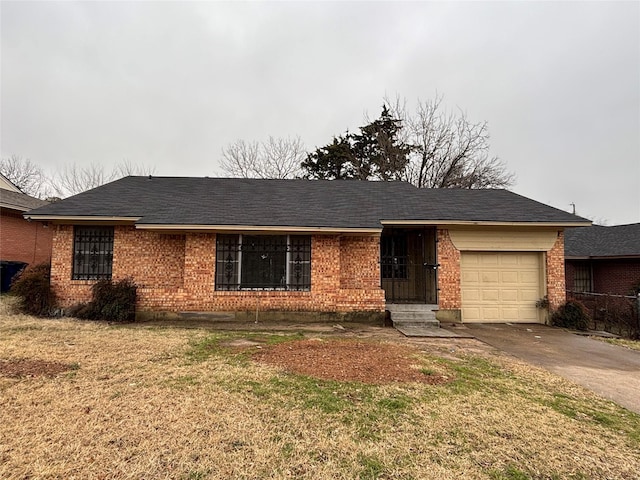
460, 323, 640, 414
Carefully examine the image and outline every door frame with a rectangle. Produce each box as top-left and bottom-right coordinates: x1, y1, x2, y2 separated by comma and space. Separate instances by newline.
381, 227, 437, 304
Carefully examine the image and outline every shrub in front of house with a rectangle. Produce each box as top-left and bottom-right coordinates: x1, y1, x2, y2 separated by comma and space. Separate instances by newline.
9, 263, 57, 317
69, 278, 137, 322
551, 300, 590, 331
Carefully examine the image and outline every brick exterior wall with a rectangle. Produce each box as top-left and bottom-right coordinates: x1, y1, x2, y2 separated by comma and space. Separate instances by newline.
593, 259, 640, 295
566, 258, 640, 295
437, 229, 461, 310
50, 225, 385, 314
545, 232, 566, 310
0, 210, 53, 266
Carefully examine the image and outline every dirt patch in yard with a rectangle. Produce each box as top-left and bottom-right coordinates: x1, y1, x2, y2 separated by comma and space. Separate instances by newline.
0, 358, 74, 378
252, 338, 448, 384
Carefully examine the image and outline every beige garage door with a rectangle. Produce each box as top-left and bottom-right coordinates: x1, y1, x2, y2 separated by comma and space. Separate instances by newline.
461, 252, 543, 323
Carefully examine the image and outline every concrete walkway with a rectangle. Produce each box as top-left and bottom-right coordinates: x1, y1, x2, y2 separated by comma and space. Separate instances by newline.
462, 323, 640, 414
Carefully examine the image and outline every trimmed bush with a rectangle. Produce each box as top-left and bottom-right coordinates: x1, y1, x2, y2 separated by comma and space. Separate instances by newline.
71, 278, 137, 322
551, 300, 590, 331
9, 263, 57, 317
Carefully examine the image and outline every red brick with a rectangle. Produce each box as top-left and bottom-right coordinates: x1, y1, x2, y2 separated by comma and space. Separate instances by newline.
0, 210, 52, 266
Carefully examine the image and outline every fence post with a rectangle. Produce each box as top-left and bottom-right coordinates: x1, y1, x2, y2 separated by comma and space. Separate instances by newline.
637, 293, 640, 334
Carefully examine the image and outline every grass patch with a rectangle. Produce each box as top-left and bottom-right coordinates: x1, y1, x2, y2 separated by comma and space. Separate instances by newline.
435, 355, 514, 396
358, 453, 386, 479
597, 337, 640, 352
164, 375, 201, 389
237, 373, 375, 414
180, 471, 210, 480
489, 465, 531, 480
543, 392, 640, 445
185, 332, 304, 363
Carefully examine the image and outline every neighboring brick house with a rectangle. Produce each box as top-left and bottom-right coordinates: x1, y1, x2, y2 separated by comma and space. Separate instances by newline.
565, 223, 640, 295
25, 177, 589, 323
0, 173, 52, 267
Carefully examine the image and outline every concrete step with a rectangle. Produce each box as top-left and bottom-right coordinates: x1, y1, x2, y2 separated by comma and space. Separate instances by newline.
389, 312, 440, 328
386, 303, 438, 312
392, 319, 441, 328
386, 304, 440, 328
390, 311, 437, 321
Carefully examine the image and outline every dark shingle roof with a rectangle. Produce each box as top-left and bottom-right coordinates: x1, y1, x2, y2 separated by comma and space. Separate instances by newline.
399, 189, 586, 223
26, 176, 590, 229
565, 223, 640, 258
0, 189, 49, 211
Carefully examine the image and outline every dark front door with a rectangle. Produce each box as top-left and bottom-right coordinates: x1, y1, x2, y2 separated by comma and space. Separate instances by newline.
381, 228, 437, 303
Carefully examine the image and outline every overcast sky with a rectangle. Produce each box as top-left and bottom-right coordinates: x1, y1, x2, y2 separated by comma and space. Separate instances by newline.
2, 1, 639, 225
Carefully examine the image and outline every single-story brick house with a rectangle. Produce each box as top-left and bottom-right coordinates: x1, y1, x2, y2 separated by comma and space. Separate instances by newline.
0, 173, 52, 289
25, 176, 590, 323
565, 223, 640, 295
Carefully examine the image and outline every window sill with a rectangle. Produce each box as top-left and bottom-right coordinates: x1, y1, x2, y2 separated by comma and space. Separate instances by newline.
214, 290, 311, 295
69, 279, 99, 286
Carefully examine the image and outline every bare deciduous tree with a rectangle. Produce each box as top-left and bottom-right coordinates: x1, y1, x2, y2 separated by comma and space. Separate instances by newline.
220, 136, 305, 179
52, 160, 155, 197
386, 94, 515, 189
0, 155, 53, 199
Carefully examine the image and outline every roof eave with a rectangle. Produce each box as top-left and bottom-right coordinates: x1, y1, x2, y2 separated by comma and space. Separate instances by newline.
381, 220, 593, 227
135, 224, 382, 235
1, 203, 30, 212
23, 214, 141, 224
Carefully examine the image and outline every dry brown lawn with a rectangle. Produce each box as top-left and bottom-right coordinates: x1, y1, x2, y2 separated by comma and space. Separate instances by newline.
1, 298, 639, 480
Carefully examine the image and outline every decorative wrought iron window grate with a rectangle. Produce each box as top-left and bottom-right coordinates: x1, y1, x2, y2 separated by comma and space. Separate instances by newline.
381, 233, 408, 280
215, 234, 311, 291
72, 226, 114, 280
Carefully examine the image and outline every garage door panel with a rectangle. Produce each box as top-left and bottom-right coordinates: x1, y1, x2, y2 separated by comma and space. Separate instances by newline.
482, 272, 500, 283
462, 271, 480, 283
480, 254, 499, 265
519, 254, 540, 266
520, 271, 539, 283
520, 289, 540, 302
464, 307, 482, 321
501, 271, 518, 283
502, 307, 520, 319
461, 252, 542, 323
482, 307, 501, 320
462, 289, 481, 302
501, 289, 519, 302
482, 289, 499, 301
500, 255, 519, 265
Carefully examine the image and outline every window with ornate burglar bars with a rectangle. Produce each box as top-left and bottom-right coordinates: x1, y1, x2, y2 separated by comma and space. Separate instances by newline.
573, 262, 592, 293
72, 226, 114, 280
215, 234, 311, 291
